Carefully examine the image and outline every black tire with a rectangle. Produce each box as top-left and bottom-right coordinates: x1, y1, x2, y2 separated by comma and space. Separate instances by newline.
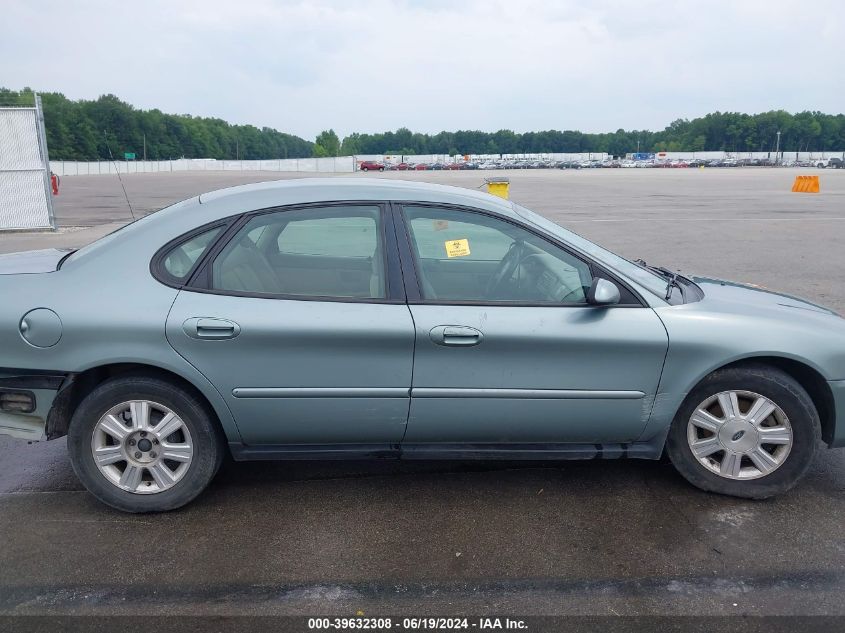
67, 376, 224, 512
379, 167, 384, 171
665, 364, 820, 499
361, 167, 369, 171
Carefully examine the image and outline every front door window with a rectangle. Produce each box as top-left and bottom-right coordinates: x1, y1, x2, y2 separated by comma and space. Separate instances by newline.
402, 206, 592, 304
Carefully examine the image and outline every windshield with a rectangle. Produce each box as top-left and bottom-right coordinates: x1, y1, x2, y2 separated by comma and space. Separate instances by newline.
511, 203, 670, 299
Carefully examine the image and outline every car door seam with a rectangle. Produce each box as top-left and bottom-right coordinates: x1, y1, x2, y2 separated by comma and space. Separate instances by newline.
163, 289, 243, 439
635, 307, 673, 441
400, 301, 417, 444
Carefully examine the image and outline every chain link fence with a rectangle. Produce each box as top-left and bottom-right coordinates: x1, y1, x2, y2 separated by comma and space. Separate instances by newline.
0, 96, 55, 230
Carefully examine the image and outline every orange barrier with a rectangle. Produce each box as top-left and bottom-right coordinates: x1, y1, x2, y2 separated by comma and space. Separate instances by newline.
791, 175, 820, 193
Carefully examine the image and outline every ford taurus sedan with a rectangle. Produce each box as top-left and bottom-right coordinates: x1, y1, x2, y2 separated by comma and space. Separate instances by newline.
1, 178, 843, 512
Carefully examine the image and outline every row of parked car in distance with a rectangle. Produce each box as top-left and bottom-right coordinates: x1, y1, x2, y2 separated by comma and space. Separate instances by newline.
358, 156, 845, 172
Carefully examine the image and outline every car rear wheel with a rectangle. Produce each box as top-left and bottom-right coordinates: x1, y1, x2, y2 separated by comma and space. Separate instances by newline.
361, 167, 369, 171
68, 376, 224, 512
666, 364, 820, 499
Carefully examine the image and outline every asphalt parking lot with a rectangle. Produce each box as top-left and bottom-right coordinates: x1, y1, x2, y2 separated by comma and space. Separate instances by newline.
1, 168, 844, 616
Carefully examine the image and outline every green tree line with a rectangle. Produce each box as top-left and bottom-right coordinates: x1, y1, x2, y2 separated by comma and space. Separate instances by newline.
2, 88, 843, 159
336, 110, 845, 156
0, 88, 313, 160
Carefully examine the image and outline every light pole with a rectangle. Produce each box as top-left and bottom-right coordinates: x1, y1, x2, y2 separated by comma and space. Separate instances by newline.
775, 130, 781, 164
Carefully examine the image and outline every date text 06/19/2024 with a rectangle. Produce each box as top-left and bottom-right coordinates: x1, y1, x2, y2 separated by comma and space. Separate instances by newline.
307, 617, 529, 630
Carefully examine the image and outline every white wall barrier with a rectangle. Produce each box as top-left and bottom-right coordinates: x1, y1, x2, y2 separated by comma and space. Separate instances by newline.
50, 156, 356, 177
47, 150, 845, 177
645, 151, 845, 161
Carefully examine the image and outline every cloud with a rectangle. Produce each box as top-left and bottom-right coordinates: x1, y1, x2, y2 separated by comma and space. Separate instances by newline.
1, 0, 842, 139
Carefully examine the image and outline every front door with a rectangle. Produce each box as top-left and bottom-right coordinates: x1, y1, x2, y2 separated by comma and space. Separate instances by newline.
166, 204, 414, 446
396, 204, 669, 444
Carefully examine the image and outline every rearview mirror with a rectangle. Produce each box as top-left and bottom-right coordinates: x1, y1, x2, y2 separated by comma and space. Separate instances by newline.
587, 278, 621, 306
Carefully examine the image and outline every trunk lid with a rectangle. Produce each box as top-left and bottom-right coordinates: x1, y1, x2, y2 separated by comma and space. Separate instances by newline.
0, 249, 73, 275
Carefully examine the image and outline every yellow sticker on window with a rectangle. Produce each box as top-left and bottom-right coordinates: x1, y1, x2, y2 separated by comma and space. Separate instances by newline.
445, 238, 471, 258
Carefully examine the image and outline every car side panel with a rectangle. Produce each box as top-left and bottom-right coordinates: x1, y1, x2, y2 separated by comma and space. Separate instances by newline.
405, 304, 669, 443
0, 220, 242, 443
643, 302, 845, 443
165, 291, 415, 444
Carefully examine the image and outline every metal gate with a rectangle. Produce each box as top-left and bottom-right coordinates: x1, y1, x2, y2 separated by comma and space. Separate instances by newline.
0, 95, 55, 230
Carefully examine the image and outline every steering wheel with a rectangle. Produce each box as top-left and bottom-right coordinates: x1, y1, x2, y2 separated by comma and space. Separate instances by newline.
561, 286, 584, 303
485, 240, 524, 299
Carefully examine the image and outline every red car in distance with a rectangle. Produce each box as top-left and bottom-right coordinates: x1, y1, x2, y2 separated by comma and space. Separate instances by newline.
359, 161, 385, 172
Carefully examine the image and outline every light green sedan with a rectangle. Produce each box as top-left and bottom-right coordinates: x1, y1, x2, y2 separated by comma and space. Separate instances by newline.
1, 179, 843, 511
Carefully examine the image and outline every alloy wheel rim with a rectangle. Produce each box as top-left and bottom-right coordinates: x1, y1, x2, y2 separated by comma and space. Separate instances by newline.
687, 390, 793, 480
90, 400, 193, 494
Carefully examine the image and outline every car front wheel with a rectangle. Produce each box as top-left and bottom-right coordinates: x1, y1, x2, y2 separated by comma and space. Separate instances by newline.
67, 376, 224, 512
666, 364, 820, 499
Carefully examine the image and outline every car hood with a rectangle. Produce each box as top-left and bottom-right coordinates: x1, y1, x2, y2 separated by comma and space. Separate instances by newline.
692, 275, 838, 316
0, 249, 72, 275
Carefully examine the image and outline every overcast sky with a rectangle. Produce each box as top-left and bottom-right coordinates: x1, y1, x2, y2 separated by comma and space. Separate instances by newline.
2, 0, 843, 140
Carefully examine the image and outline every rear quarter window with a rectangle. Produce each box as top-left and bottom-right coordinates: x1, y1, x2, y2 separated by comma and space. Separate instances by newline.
160, 226, 223, 281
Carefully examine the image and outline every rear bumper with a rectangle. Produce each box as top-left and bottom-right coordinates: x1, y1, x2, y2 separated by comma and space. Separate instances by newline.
0, 372, 65, 441
826, 380, 845, 448
0, 388, 57, 441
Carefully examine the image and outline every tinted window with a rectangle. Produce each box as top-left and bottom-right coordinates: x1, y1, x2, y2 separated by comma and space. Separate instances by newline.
211, 206, 385, 299
162, 226, 222, 281
403, 206, 592, 304
277, 216, 378, 257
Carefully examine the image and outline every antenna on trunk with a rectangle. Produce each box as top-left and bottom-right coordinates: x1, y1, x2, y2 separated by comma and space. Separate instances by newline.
103, 130, 136, 222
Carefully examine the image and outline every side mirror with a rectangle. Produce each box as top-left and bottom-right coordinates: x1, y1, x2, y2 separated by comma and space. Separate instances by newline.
587, 278, 621, 306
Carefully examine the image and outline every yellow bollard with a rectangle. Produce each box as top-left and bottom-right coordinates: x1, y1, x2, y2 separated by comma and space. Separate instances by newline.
791, 175, 820, 193
485, 177, 510, 199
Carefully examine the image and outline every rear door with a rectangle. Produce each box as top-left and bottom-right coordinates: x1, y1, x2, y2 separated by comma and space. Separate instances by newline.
165, 203, 415, 446
395, 204, 669, 445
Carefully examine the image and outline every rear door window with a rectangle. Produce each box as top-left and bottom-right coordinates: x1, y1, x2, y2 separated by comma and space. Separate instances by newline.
210, 206, 386, 299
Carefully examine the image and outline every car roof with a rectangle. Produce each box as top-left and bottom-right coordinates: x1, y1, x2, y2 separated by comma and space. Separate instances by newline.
65, 178, 521, 271
196, 177, 515, 217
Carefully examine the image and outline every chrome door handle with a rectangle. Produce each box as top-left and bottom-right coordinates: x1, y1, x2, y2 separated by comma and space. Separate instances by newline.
429, 325, 483, 347
183, 317, 241, 340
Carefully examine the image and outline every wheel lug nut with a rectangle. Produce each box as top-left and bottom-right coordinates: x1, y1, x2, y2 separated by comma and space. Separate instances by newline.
140, 431, 147, 438
150, 452, 157, 458
153, 439, 159, 445
135, 451, 142, 459
128, 439, 136, 446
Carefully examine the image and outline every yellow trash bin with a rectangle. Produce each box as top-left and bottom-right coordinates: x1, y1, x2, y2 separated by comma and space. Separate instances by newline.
485, 177, 510, 199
